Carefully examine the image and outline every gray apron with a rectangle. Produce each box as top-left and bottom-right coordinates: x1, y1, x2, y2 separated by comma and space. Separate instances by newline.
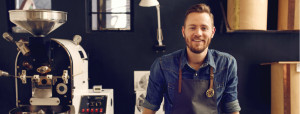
171, 65, 218, 114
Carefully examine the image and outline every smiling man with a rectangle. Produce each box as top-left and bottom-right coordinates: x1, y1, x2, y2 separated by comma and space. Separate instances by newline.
142, 4, 241, 114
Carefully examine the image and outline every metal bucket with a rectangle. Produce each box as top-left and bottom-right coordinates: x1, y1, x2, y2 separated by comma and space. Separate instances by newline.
9, 10, 67, 37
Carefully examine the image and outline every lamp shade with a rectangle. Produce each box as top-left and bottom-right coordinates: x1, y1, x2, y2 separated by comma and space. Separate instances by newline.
139, 0, 159, 7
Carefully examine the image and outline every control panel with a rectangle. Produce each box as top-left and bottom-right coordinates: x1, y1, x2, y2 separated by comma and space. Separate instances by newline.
79, 95, 109, 114
73, 89, 114, 114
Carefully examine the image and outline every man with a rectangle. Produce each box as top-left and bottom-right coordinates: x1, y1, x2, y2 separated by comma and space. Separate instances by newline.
142, 4, 241, 114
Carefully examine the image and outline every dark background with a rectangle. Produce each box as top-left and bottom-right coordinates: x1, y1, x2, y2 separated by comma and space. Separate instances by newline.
0, 0, 299, 114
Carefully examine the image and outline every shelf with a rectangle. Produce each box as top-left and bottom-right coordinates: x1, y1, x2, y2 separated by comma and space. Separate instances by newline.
225, 30, 300, 33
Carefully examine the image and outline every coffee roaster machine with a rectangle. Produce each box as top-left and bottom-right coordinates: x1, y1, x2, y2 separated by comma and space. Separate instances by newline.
0, 10, 114, 114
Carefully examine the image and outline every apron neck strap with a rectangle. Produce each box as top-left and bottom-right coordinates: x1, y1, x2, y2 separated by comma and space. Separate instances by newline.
178, 59, 214, 94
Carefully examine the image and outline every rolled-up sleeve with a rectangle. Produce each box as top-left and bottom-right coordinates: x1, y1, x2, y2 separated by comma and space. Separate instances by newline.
221, 57, 241, 113
223, 100, 241, 113
142, 58, 165, 111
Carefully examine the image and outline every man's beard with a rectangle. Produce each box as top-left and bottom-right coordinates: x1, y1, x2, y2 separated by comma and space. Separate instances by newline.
184, 34, 211, 54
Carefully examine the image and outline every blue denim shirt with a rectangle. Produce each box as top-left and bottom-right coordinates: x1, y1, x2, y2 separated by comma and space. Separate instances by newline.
142, 49, 241, 114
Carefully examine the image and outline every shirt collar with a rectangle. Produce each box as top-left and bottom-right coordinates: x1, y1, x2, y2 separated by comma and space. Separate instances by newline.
180, 48, 216, 73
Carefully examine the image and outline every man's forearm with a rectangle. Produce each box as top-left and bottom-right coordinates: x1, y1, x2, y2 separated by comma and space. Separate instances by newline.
226, 112, 239, 114
142, 108, 156, 114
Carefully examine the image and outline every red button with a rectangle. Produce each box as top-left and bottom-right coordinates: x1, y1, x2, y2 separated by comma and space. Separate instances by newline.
91, 109, 94, 112
100, 108, 103, 112
86, 108, 90, 112
95, 109, 99, 112
81, 109, 85, 112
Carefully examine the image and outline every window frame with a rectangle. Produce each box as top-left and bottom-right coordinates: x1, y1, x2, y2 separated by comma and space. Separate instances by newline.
85, 0, 134, 32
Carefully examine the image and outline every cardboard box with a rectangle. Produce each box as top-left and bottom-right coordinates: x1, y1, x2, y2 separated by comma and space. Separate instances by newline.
227, 0, 268, 30
278, 0, 300, 30
262, 61, 300, 114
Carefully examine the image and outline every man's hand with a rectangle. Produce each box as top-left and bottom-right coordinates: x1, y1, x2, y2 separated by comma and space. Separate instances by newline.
142, 108, 156, 114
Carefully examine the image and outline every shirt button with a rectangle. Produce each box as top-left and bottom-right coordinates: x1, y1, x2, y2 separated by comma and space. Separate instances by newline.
194, 73, 198, 77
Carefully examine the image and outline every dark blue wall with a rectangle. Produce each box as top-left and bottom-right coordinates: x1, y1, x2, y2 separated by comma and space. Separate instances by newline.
0, 0, 299, 114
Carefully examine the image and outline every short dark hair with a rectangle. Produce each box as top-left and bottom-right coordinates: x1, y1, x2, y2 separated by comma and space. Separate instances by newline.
184, 4, 214, 27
